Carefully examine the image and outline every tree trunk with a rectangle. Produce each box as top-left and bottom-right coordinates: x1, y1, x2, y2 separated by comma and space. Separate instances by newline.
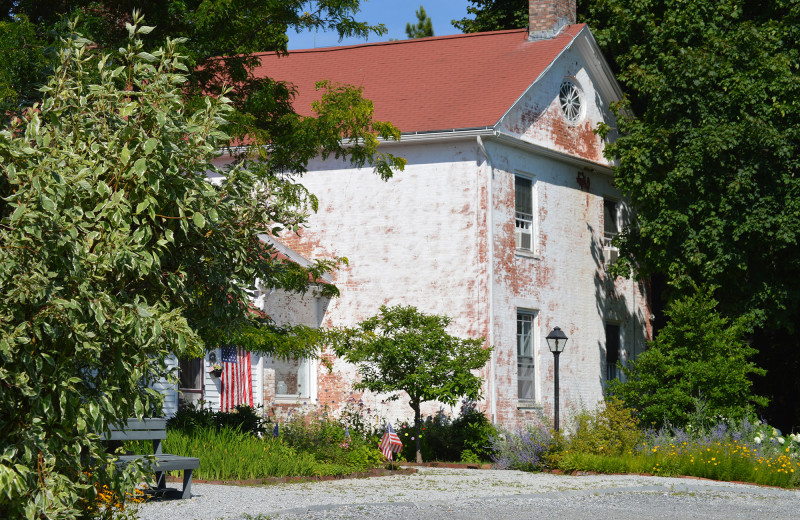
412, 401, 422, 463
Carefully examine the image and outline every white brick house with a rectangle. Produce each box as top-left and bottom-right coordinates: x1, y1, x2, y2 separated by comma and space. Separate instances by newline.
164, 0, 652, 428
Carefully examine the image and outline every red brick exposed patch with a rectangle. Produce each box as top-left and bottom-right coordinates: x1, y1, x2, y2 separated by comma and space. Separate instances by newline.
318, 360, 352, 408
529, 106, 604, 163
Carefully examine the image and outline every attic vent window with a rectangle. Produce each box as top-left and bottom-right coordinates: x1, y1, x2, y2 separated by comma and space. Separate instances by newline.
559, 80, 584, 124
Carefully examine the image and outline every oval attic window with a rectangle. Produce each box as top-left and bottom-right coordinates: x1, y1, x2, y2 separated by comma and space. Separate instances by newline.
559, 80, 584, 124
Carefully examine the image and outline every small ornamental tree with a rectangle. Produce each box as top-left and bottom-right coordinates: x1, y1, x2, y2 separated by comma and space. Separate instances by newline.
332, 305, 492, 463
608, 287, 767, 429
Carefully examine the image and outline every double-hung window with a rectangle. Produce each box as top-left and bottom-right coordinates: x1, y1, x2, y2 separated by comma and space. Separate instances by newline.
603, 199, 620, 263
178, 358, 203, 409
605, 323, 621, 382
515, 176, 534, 252
517, 311, 536, 401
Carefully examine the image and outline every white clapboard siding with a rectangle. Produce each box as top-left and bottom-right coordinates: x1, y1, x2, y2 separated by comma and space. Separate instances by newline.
154, 351, 263, 415
158, 355, 179, 418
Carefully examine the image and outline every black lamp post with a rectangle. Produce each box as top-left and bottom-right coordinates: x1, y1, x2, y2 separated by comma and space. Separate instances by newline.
545, 326, 568, 431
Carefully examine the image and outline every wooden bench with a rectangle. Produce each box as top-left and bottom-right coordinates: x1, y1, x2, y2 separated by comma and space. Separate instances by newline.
105, 418, 199, 499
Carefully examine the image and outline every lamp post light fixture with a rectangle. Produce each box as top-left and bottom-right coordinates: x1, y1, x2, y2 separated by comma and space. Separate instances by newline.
545, 326, 569, 431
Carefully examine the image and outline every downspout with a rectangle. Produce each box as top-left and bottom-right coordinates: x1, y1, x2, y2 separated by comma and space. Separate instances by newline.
477, 135, 497, 424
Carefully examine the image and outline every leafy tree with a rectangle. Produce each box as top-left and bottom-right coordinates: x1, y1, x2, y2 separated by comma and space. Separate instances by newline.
452, 0, 527, 33
0, 0, 390, 161
0, 12, 402, 518
405, 5, 434, 39
331, 305, 492, 463
608, 288, 767, 429
0, 15, 50, 118
583, 0, 800, 430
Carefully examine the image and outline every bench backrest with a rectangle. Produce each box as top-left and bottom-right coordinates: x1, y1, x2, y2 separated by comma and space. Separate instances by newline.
105, 418, 167, 454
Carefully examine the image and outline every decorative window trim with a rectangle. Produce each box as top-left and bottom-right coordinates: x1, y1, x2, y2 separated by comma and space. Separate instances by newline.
517, 310, 538, 402
603, 197, 621, 264
559, 79, 585, 125
514, 173, 537, 253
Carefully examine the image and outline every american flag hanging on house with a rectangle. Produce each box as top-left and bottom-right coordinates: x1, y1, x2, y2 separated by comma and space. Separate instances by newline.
379, 422, 403, 461
220, 345, 253, 411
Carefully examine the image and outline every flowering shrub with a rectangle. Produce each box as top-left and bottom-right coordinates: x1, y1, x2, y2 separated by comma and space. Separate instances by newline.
566, 398, 642, 456
555, 417, 800, 488
750, 422, 800, 459
490, 413, 553, 471
78, 472, 145, 520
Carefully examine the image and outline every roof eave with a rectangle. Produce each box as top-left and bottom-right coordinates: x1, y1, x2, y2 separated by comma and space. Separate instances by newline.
489, 131, 614, 175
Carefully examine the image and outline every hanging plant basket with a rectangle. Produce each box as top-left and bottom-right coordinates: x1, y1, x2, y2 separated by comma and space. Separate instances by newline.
210, 368, 223, 378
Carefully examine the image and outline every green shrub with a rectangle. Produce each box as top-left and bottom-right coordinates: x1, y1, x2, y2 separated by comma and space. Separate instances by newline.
459, 449, 481, 464
566, 398, 643, 456
167, 404, 267, 436
397, 401, 497, 462
608, 287, 767, 429
278, 405, 384, 471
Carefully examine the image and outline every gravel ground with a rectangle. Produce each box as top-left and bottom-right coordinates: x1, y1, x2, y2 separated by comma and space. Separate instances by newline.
135, 467, 800, 520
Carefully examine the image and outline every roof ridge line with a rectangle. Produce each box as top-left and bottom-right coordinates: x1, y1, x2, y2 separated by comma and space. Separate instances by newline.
267, 28, 529, 56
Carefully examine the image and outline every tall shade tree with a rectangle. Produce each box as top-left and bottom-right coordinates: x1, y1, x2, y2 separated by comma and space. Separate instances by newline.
0, 0, 391, 165
451, 0, 526, 33
584, 0, 800, 430
331, 305, 492, 463
0, 13, 402, 518
405, 5, 434, 39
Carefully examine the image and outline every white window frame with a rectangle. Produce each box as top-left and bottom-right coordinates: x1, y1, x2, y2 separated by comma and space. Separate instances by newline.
515, 173, 537, 254
268, 356, 312, 400
177, 357, 204, 409
517, 310, 538, 405
603, 198, 621, 264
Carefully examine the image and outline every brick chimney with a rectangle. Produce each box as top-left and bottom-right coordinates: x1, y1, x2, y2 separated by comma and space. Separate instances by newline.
528, 0, 576, 40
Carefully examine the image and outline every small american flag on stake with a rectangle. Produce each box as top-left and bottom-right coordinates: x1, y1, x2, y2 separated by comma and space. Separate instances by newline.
220, 345, 253, 412
379, 423, 403, 461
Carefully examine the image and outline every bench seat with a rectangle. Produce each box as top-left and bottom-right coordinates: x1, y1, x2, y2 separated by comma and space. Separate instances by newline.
105, 418, 198, 499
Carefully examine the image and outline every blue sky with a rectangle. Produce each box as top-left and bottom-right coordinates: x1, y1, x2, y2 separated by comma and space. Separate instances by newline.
288, 1, 475, 50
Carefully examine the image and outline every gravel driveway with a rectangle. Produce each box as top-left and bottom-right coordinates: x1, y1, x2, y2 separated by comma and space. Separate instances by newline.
135, 467, 800, 519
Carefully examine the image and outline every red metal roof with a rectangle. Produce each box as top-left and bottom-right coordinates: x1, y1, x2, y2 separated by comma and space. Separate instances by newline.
252, 26, 585, 133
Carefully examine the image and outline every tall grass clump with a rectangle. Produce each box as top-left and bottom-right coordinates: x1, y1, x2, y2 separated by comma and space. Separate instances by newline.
129, 427, 328, 480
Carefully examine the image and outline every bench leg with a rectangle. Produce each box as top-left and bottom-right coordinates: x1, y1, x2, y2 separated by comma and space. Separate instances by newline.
155, 470, 166, 490
182, 470, 193, 499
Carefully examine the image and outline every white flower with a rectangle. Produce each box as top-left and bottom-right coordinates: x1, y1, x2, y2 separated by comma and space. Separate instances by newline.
772, 428, 780, 437
754, 436, 762, 444
778, 437, 785, 444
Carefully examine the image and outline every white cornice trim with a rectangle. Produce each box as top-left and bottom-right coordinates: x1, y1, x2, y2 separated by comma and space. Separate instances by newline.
489, 131, 614, 175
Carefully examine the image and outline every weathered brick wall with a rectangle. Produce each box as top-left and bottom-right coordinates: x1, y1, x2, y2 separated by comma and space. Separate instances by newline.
277, 141, 490, 423
240, 43, 649, 430
528, 0, 577, 39
498, 43, 616, 167
485, 140, 650, 429
485, 43, 650, 428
